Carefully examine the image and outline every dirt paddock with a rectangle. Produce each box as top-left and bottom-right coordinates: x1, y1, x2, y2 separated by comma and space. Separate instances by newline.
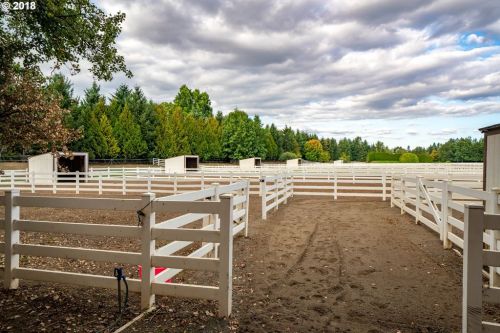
0, 194, 487, 332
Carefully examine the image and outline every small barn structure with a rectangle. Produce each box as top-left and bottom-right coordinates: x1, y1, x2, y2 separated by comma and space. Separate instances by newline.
164, 155, 199, 173
28, 152, 89, 184
239, 157, 261, 170
286, 158, 302, 168
480, 123, 500, 213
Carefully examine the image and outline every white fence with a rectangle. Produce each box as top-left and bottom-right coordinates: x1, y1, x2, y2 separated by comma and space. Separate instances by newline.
0, 181, 250, 316
260, 174, 293, 220
463, 206, 500, 332
391, 175, 497, 250
0, 169, 263, 196
0, 167, 483, 200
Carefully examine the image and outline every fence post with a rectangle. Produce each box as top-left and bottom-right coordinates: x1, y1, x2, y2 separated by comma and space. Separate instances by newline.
416, 177, 421, 224
441, 180, 451, 248
30, 171, 35, 193
52, 171, 57, 194
488, 188, 500, 286
283, 172, 288, 205
218, 194, 234, 317
261, 177, 267, 220
400, 178, 406, 215
390, 176, 395, 208
4, 189, 20, 289
334, 174, 338, 200
244, 180, 250, 237
462, 205, 484, 333
274, 175, 279, 211
76, 171, 80, 194
140, 192, 156, 310
173, 173, 178, 194
98, 174, 103, 195
122, 173, 126, 195
147, 171, 152, 193
10, 172, 14, 189
382, 174, 387, 201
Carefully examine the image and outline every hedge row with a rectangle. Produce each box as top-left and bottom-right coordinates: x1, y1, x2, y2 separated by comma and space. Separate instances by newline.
366, 152, 401, 162
367, 151, 433, 163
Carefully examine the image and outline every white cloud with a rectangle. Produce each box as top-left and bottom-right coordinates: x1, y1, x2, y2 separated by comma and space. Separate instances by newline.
466, 33, 485, 44
57, 0, 500, 145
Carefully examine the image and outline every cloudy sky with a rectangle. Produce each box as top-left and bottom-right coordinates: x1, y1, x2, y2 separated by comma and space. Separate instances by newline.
68, 0, 500, 147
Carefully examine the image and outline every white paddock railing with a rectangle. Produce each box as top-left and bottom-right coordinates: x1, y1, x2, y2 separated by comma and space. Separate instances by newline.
291, 173, 390, 200
260, 174, 293, 220
0, 170, 263, 196
463, 206, 500, 332
0, 168, 483, 199
391, 175, 497, 250
0, 181, 250, 316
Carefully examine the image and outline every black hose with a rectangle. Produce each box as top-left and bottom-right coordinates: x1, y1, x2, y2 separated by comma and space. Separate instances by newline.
113, 267, 129, 313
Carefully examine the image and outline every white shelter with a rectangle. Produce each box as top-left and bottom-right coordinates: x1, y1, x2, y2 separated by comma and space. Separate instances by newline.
28, 152, 89, 184
164, 155, 199, 173
239, 157, 261, 170
286, 158, 302, 168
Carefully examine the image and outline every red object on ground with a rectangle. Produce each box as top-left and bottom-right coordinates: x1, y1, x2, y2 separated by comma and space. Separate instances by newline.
138, 265, 172, 283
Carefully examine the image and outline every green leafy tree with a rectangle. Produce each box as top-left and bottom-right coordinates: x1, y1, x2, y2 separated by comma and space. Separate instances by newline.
46, 74, 78, 110
263, 127, 279, 160
99, 114, 120, 158
304, 139, 325, 161
154, 103, 191, 158
221, 109, 263, 160
114, 103, 147, 158
282, 126, 300, 156
174, 84, 213, 118
279, 152, 298, 161
400, 152, 419, 163
1, 0, 131, 81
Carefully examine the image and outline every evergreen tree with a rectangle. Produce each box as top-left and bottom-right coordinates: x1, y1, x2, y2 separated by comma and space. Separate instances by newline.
263, 127, 279, 160
114, 103, 147, 158
174, 84, 213, 118
221, 109, 263, 160
99, 114, 120, 158
282, 126, 300, 156
154, 103, 191, 158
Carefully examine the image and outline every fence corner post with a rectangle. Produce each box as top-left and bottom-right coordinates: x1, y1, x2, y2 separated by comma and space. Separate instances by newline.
462, 204, 484, 333
218, 194, 234, 317
140, 192, 156, 310
416, 176, 422, 224
487, 188, 500, 287
244, 180, 250, 237
261, 177, 267, 220
4, 189, 20, 289
400, 178, 406, 215
390, 175, 395, 208
382, 174, 387, 202
441, 180, 451, 248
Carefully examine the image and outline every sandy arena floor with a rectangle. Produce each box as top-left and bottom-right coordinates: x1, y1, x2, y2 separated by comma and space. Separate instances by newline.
0, 195, 488, 332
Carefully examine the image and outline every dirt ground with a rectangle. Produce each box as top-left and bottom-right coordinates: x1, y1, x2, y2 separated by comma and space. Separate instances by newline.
0, 195, 492, 332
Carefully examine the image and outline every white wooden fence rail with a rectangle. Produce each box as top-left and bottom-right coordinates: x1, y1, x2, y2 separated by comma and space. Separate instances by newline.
0, 181, 250, 316
463, 206, 500, 332
0, 169, 483, 201
260, 174, 293, 220
391, 175, 496, 251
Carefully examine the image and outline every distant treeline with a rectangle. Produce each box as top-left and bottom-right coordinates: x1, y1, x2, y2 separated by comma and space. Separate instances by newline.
2, 75, 484, 163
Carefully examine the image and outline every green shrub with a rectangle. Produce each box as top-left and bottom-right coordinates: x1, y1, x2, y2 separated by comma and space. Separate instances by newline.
319, 151, 330, 162
367, 152, 401, 162
279, 151, 298, 161
399, 152, 419, 163
416, 153, 433, 163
